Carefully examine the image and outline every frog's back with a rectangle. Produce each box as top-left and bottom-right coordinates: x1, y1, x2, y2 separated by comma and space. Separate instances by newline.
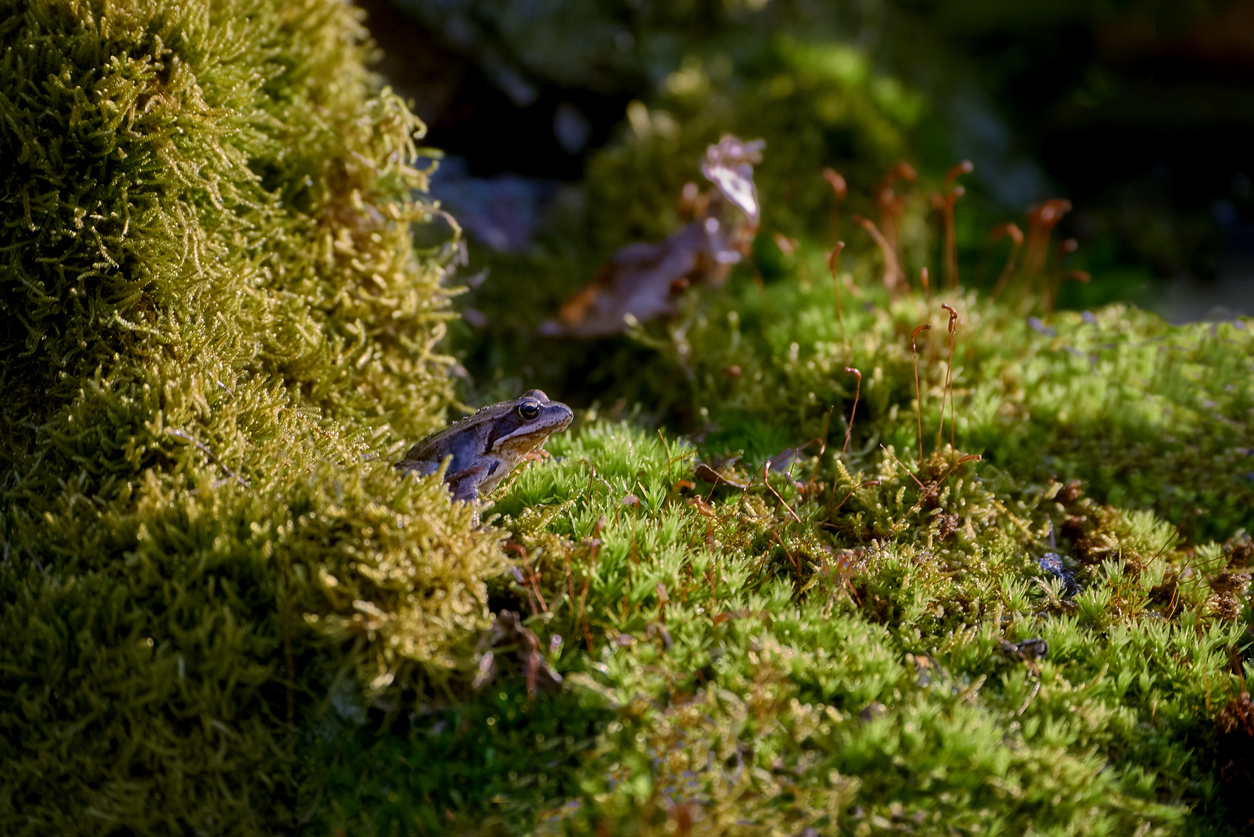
397, 412, 486, 474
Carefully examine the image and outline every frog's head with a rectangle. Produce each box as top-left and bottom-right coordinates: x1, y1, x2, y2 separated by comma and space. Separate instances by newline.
486, 389, 573, 458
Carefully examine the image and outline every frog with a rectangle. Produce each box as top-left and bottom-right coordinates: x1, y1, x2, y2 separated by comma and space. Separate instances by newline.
396, 390, 573, 502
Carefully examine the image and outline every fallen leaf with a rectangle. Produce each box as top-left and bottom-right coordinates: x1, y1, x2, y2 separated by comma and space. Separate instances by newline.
540, 135, 763, 337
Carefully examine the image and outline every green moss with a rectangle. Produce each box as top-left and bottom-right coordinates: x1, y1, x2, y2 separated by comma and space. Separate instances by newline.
0, 1, 503, 833
321, 418, 1249, 834
634, 263, 1254, 540
4, 2, 1250, 833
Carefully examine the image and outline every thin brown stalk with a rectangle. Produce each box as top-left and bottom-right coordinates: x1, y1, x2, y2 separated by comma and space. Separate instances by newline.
832, 480, 881, 512
939, 454, 982, 484
823, 167, 847, 242
941, 161, 973, 288
875, 162, 916, 274
879, 443, 925, 489
827, 241, 845, 336
823, 168, 848, 201
1024, 199, 1072, 308
942, 189, 963, 288
808, 405, 836, 493
911, 324, 931, 468
760, 461, 802, 523
521, 551, 548, 613
842, 366, 861, 456
578, 518, 604, 650
988, 223, 1024, 299
936, 304, 958, 452
768, 529, 801, 589
853, 214, 904, 293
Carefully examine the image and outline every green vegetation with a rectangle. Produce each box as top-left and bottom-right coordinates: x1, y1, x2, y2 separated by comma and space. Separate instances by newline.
1, 0, 500, 832
2, 1, 1251, 835
312, 274, 1254, 835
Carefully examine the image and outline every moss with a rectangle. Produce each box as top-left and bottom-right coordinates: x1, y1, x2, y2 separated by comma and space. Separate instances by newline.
320, 418, 1248, 833
0, 1, 502, 833
651, 269, 1254, 540
411, 199, 1248, 832
321, 5, 1248, 833
509, 421, 1249, 834
5, 1, 1251, 833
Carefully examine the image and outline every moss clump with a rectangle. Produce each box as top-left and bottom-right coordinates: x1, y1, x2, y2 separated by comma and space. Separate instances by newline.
0, 1, 503, 833
317, 419, 1250, 834
638, 271, 1254, 541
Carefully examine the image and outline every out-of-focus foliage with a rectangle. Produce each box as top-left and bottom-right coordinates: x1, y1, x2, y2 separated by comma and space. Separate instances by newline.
581, 38, 924, 255
400, 0, 1252, 294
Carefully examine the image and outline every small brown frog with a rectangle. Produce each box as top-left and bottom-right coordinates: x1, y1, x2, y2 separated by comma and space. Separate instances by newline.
396, 390, 573, 502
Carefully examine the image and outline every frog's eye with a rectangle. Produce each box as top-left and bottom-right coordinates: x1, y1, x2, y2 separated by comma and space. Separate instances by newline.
518, 400, 541, 420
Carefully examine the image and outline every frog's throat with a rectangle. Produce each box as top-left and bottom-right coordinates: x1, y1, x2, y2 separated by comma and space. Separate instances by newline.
490, 427, 552, 454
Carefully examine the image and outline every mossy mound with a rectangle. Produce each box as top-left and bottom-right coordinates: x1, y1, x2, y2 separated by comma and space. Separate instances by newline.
374, 172, 1248, 832
312, 416, 1251, 834
632, 268, 1254, 542
0, 1, 503, 833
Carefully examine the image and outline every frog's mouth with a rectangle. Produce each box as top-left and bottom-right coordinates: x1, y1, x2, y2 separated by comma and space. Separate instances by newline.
491, 415, 572, 454
491, 428, 555, 457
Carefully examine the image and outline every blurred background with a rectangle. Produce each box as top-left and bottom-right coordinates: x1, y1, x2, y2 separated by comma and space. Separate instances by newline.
359, 0, 1254, 324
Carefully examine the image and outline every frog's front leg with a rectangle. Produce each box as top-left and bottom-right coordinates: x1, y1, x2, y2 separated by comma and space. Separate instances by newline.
445, 464, 490, 503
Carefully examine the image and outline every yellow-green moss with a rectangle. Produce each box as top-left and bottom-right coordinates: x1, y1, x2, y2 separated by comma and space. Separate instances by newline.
0, 1, 504, 833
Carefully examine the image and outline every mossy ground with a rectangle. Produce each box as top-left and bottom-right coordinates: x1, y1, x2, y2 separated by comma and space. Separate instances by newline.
308, 259, 1253, 834
3, 1, 1252, 835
